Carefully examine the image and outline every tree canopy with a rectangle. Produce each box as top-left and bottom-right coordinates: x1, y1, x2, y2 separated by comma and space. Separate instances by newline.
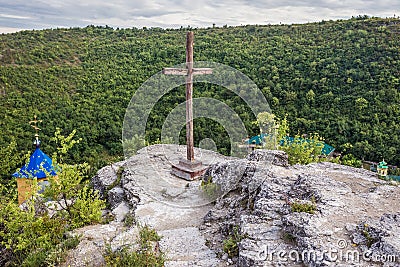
1, 16, 399, 174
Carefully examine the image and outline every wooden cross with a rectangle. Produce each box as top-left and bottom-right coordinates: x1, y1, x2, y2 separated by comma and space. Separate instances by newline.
163, 32, 212, 162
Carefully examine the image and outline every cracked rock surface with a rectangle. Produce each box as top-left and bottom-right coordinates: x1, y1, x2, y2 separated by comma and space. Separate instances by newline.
72, 145, 400, 266
202, 150, 400, 267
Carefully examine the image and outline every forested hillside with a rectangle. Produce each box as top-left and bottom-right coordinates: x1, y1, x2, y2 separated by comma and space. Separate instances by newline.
1, 16, 399, 173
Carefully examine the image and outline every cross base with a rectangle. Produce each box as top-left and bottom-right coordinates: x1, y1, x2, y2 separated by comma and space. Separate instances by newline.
171, 158, 208, 181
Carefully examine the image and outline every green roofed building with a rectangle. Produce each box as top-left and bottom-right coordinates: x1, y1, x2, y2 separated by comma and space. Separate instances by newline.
377, 160, 388, 177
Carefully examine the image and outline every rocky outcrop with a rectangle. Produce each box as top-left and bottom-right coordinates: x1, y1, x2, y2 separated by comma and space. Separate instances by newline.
82, 145, 399, 267
91, 161, 130, 211
86, 144, 232, 266
201, 150, 400, 267
350, 214, 400, 266
246, 149, 289, 167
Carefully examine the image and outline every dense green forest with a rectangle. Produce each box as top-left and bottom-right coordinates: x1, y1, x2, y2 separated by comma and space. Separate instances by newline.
1, 16, 399, 176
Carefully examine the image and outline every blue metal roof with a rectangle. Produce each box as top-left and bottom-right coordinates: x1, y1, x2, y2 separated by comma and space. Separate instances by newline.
12, 148, 57, 179
245, 134, 335, 156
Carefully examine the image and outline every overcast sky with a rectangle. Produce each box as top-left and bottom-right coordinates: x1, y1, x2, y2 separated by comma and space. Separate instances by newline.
0, 0, 399, 33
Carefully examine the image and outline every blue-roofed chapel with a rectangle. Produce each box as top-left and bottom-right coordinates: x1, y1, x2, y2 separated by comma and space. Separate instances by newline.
12, 147, 57, 179
13, 116, 58, 204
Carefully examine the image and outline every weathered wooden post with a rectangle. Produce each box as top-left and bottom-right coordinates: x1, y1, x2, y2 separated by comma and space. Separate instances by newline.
162, 32, 212, 180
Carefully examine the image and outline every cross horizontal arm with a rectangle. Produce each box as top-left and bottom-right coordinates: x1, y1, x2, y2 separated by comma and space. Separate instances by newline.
162, 68, 213, 76
192, 68, 213, 75
163, 68, 187, 75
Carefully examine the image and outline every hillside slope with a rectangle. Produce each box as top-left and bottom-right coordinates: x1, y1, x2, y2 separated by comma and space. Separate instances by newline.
1, 16, 399, 171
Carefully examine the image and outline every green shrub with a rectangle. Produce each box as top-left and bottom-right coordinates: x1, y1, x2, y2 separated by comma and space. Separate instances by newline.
138, 224, 161, 249
42, 163, 105, 230
200, 176, 221, 200
341, 154, 362, 168
123, 213, 135, 227
0, 198, 66, 266
223, 226, 245, 258
255, 113, 325, 165
44, 235, 81, 266
282, 232, 297, 243
22, 250, 48, 267
290, 200, 316, 214
43, 130, 106, 230
281, 134, 324, 165
360, 224, 378, 248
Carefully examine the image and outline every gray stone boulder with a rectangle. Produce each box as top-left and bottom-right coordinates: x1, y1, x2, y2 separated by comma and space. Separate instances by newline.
107, 186, 125, 210
111, 201, 131, 222
91, 161, 126, 200
91, 161, 137, 224
202, 159, 257, 194
201, 155, 400, 267
121, 180, 141, 208
246, 149, 289, 167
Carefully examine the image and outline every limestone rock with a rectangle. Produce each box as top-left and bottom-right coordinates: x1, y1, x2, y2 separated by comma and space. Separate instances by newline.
89, 145, 230, 267
109, 227, 139, 252
91, 161, 125, 199
121, 180, 141, 208
159, 227, 220, 267
107, 186, 125, 210
246, 149, 289, 167
201, 152, 400, 267
350, 213, 400, 266
111, 201, 131, 222
61, 222, 134, 267
84, 145, 400, 267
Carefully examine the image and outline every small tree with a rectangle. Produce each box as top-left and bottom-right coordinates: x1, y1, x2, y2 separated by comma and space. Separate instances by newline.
44, 129, 105, 229
256, 112, 278, 149
276, 114, 289, 141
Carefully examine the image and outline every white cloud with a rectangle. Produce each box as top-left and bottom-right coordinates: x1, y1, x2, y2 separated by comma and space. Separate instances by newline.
0, 0, 399, 33
0, 13, 31, 19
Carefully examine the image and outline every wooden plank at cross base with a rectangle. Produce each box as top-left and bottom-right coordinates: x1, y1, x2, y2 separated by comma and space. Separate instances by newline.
171, 158, 208, 181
